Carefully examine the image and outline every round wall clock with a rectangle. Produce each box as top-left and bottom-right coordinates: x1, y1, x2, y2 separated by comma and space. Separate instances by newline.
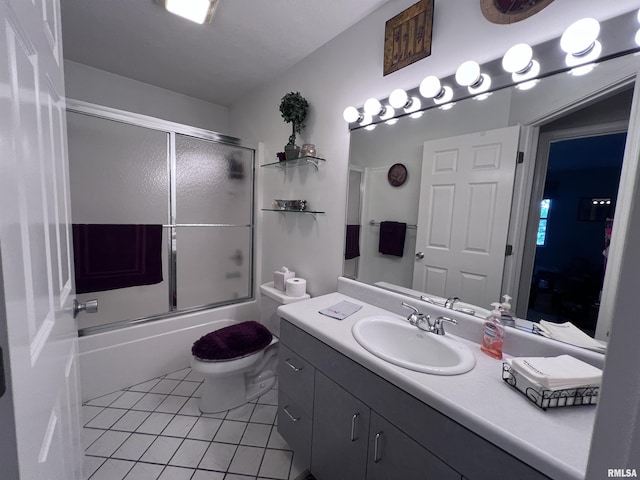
387, 163, 408, 187
480, 0, 555, 24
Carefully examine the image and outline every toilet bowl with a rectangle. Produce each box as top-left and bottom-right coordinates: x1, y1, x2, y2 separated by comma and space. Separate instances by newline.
191, 282, 310, 413
191, 335, 279, 413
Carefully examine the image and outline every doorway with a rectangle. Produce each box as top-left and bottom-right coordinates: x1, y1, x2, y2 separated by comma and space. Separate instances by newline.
527, 133, 626, 335
517, 85, 633, 337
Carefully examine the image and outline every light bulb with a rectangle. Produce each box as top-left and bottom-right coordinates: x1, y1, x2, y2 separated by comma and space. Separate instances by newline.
561, 18, 600, 56
512, 60, 540, 83
455, 61, 481, 87
502, 43, 533, 74
565, 41, 601, 67
419, 76, 443, 99
343, 106, 361, 123
359, 114, 373, 127
389, 89, 410, 109
364, 98, 383, 116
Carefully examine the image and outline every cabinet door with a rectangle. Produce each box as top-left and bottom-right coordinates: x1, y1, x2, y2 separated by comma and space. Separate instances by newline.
367, 412, 461, 480
312, 372, 370, 480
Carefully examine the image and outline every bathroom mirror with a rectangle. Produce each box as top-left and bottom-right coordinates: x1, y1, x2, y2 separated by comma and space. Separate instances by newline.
344, 50, 640, 348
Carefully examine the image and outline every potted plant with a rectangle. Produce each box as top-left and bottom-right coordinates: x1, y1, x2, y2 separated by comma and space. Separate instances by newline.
279, 91, 309, 160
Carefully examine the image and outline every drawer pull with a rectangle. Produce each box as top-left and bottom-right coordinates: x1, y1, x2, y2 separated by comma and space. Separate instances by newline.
374, 432, 384, 463
284, 358, 302, 372
350, 413, 360, 441
283, 406, 300, 422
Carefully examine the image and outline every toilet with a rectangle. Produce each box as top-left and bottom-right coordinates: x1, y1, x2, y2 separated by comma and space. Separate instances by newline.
191, 282, 310, 413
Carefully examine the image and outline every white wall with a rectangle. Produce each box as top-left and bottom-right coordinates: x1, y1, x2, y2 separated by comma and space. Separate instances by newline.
64, 60, 229, 133
228, 0, 639, 298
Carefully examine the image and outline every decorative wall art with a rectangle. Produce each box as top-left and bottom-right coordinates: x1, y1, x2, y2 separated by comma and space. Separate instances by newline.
480, 0, 555, 25
383, 0, 434, 76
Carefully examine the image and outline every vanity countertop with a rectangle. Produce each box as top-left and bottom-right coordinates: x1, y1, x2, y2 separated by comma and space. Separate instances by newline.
277, 291, 597, 480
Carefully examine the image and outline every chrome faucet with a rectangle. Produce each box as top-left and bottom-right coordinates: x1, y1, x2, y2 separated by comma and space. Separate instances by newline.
401, 302, 430, 330
444, 296, 460, 309
432, 315, 457, 335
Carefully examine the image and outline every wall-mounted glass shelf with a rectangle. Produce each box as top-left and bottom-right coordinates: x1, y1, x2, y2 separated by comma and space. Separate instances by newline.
262, 155, 325, 169
262, 208, 325, 215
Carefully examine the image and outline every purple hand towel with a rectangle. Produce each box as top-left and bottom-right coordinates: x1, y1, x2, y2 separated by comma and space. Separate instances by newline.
73, 224, 163, 294
378, 221, 407, 257
345, 224, 361, 260
192, 321, 273, 361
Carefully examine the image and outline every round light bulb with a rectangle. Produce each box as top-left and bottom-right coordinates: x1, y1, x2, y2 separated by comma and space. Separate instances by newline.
389, 89, 409, 109
455, 61, 481, 87
560, 18, 600, 56
502, 43, 533, 74
419, 76, 442, 99
565, 40, 601, 67
342, 106, 361, 123
363, 97, 383, 116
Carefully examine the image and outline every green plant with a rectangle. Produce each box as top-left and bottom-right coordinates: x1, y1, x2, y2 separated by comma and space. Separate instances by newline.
279, 91, 309, 145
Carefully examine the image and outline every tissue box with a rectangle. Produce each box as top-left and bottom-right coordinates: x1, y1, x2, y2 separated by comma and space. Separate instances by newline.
274, 269, 295, 291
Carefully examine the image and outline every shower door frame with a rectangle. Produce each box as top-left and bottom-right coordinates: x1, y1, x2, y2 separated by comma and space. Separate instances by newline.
67, 99, 257, 336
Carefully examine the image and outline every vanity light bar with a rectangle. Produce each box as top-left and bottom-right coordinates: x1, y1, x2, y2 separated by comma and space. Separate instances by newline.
343, 9, 640, 130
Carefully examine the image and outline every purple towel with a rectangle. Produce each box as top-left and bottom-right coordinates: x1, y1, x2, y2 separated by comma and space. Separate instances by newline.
345, 224, 361, 260
378, 221, 407, 257
192, 321, 273, 361
73, 224, 163, 294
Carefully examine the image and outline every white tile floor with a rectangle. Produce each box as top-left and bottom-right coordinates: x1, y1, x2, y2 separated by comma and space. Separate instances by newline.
82, 368, 306, 480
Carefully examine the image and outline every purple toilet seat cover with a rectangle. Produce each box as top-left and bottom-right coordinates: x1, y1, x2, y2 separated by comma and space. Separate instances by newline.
192, 321, 273, 361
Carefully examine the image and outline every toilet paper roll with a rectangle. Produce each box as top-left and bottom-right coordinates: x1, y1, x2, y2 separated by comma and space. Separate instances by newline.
285, 278, 307, 297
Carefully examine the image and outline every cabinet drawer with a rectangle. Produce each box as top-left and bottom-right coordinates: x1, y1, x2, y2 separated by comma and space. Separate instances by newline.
278, 390, 312, 468
279, 344, 314, 414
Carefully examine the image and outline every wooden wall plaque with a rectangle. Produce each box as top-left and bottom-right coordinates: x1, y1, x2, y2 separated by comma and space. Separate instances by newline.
383, 0, 434, 76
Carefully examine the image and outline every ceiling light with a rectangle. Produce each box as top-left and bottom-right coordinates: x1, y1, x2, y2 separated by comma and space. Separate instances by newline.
389, 89, 411, 109
502, 44, 534, 74
343, 106, 363, 123
561, 18, 600, 57
164, 0, 219, 24
364, 98, 385, 116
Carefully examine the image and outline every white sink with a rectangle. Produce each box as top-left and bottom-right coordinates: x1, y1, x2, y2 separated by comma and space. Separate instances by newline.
352, 315, 476, 375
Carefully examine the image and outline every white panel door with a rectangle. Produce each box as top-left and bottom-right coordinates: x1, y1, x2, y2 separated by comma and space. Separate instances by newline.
413, 126, 520, 309
0, 0, 82, 479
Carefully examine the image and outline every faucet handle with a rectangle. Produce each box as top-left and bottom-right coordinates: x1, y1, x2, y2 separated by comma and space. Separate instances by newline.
401, 302, 419, 314
434, 315, 457, 335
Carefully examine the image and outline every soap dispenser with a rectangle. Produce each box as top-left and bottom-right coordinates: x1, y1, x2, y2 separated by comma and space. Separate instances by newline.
500, 294, 515, 328
481, 302, 504, 360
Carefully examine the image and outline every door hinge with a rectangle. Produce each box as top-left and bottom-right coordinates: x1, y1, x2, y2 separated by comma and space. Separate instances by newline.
505, 244, 513, 256
516, 151, 524, 164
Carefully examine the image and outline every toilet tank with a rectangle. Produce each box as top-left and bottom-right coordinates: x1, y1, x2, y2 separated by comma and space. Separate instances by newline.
260, 281, 310, 337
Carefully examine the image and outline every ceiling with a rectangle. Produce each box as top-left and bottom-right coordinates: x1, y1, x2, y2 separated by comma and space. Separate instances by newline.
60, 0, 390, 107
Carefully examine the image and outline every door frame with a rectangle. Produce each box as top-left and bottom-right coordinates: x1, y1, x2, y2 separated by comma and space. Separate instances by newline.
502, 71, 640, 341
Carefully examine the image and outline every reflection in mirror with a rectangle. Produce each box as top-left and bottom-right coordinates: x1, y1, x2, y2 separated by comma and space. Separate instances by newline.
344, 52, 640, 350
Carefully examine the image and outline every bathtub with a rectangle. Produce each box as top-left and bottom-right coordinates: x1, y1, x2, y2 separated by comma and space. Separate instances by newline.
78, 302, 257, 402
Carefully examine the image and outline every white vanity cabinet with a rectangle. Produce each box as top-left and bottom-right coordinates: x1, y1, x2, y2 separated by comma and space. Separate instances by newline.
278, 319, 551, 480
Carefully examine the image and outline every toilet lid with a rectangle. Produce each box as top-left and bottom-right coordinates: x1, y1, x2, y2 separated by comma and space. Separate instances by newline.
192, 321, 273, 361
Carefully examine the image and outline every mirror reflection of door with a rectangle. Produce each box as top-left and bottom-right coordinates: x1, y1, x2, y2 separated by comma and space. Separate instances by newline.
414, 126, 520, 309
519, 87, 632, 338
